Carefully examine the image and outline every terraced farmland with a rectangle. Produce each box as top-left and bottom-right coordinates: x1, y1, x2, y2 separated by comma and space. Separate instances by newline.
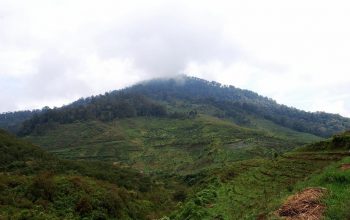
171, 151, 350, 219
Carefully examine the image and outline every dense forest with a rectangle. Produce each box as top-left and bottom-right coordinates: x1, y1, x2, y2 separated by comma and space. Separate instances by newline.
18, 93, 167, 136
0, 110, 39, 134
125, 76, 350, 137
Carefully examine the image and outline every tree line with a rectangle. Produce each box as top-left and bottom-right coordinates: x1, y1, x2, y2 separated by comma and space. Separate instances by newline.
18, 93, 167, 135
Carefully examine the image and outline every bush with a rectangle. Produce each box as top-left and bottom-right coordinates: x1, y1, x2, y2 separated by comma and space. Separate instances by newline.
28, 171, 55, 201
173, 190, 187, 202
101, 190, 123, 217
322, 173, 350, 184
75, 196, 93, 215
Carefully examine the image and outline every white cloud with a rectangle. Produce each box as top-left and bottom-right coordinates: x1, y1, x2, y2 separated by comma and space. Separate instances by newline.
0, 0, 349, 117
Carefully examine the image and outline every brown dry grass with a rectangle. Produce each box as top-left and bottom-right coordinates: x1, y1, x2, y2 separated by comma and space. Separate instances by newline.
277, 187, 327, 220
340, 163, 350, 171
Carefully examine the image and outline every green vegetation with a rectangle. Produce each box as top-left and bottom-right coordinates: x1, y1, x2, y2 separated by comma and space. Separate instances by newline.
165, 132, 350, 219
126, 76, 350, 137
169, 152, 349, 219
18, 93, 167, 136
1, 76, 350, 219
0, 129, 184, 219
12, 129, 350, 219
0, 110, 38, 134
3, 128, 348, 219
2, 76, 349, 137
292, 156, 350, 219
24, 115, 321, 173
300, 130, 350, 151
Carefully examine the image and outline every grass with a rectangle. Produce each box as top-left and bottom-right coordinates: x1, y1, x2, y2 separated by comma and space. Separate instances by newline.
169, 151, 349, 219
291, 156, 350, 219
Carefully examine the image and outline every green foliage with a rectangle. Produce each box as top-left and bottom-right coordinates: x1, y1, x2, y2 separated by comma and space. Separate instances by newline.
1, 76, 350, 219
0, 124, 349, 219
300, 131, 350, 151
125, 76, 350, 137
28, 171, 55, 201
0, 129, 181, 219
18, 93, 167, 136
0, 110, 39, 134
4, 76, 349, 139
170, 150, 349, 219
24, 115, 320, 175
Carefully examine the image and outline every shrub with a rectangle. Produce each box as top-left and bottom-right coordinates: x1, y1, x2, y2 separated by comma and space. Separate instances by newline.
75, 196, 93, 215
28, 171, 55, 201
321, 173, 350, 184
173, 190, 187, 202
101, 190, 123, 217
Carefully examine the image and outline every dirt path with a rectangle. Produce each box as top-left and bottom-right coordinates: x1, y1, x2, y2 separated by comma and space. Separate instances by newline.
276, 187, 326, 220
340, 163, 350, 170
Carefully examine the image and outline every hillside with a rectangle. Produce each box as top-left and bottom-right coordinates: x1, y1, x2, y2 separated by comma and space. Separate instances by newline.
23, 115, 323, 173
0, 129, 183, 219
168, 132, 350, 219
0, 110, 39, 134
300, 131, 350, 152
2, 130, 350, 219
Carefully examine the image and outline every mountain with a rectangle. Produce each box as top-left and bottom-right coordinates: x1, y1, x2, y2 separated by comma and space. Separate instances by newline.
124, 76, 350, 137
1, 75, 350, 219
2, 75, 349, 172
6, 75, 349, 138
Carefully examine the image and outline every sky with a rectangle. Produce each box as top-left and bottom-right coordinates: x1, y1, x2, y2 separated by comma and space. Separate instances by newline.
0, 0, 350, 117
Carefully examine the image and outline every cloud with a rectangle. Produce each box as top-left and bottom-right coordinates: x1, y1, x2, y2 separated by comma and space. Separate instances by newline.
95, 3, 240, 77
0, 0, 349, 117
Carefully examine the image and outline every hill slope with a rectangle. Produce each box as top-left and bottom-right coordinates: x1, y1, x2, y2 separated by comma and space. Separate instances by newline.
0, 129, 182, 219
2, 130, 349, 219
23, 115, 322, 173
0, 110, 39, 134
167, 132, 350, 219
13, 75, 349, 173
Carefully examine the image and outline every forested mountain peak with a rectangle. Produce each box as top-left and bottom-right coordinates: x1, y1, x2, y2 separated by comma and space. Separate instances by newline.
124, 75, 350, 137
1, 75, 350, 137
125, 75, 269, 103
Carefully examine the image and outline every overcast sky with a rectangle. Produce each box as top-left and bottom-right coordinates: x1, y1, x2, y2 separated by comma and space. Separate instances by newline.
1, 0, 350, 117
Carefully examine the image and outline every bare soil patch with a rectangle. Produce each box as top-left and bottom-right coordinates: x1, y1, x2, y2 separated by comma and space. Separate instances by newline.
277, 187, 326, 220
340, 163, 350, 171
